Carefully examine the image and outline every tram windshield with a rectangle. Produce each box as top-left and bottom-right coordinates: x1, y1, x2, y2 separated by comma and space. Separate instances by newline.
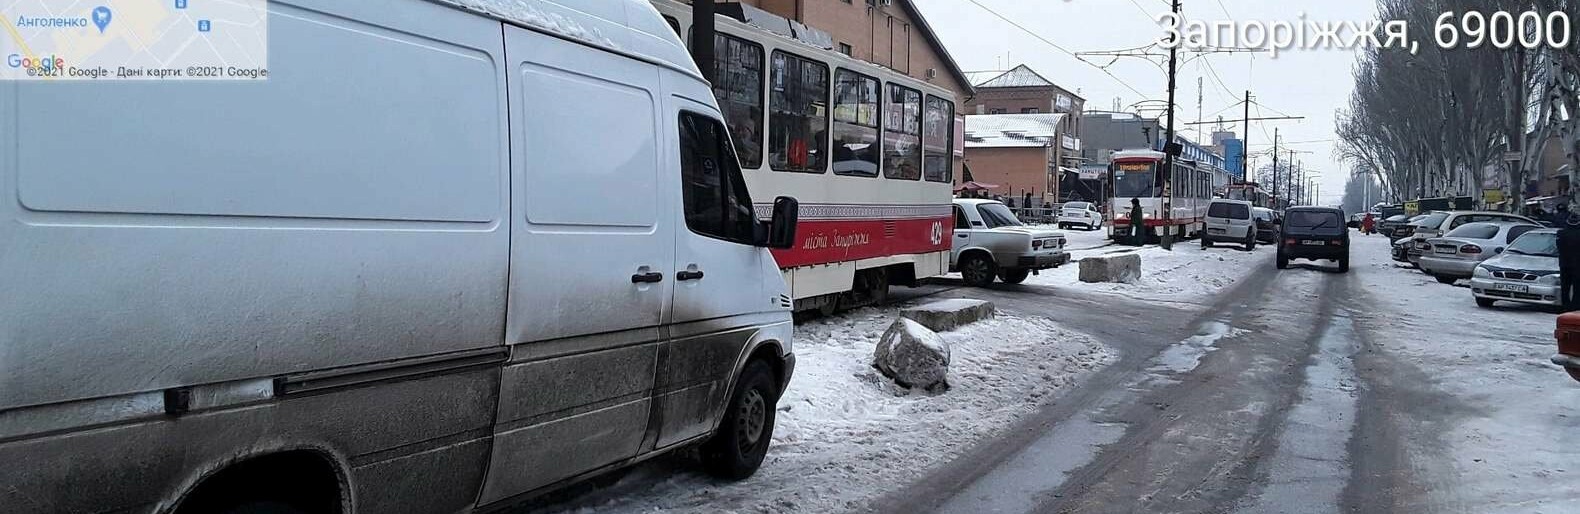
1112, 161, 1159, 198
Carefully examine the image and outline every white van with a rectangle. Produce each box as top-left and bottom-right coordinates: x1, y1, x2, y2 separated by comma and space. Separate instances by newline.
0, 1, 800, 512
1202, 199, 1257, 250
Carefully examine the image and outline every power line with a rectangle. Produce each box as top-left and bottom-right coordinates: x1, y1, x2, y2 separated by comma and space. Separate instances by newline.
963, 0, 1150, 98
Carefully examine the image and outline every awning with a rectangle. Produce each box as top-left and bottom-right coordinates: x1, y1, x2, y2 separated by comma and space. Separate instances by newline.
1526, 195, 1558, 205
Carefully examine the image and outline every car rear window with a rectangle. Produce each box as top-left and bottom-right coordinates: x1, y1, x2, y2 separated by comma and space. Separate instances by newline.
1285, 210, 1343, 234
1064, 202, 1088, 210
1444, 223, 1499, 240
1413, 212, 1448, 228
1209, 202, 1249, 219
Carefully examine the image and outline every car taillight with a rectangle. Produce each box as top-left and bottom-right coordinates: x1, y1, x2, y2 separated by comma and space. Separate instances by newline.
1332, 239, 1344, 246
1285, 238, 1297, 246
1460, 244, 1482, 254
1032, 240, 1042, 249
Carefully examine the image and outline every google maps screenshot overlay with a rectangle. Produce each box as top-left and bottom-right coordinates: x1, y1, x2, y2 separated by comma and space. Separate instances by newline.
3, 0, 267, 80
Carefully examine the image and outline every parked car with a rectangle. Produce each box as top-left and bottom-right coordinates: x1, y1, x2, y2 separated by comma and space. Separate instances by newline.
1403, 211, 1538, 266
1552, 312, 1580, 381
0, 4, 803, 513
1471, 229, 1563, 308
1253, 207, 1280, 244
952, 199, 1071, 286
1383, 214, 1425, 242
1391, 235, 1414, 262
1203, 199, 1257, 250
1058, 201, 1104, 231
1419, 222, 1542, 284
1277, 207, 1350, 272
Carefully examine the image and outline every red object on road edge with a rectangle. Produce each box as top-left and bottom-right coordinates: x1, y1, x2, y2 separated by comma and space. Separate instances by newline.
1554, 312, 1580, 382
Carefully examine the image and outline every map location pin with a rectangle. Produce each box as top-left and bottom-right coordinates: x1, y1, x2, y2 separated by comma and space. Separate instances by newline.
92, 6, 111, 33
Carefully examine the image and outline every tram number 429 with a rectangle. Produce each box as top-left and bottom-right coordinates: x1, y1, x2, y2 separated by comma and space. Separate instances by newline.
930, 221, 945, 246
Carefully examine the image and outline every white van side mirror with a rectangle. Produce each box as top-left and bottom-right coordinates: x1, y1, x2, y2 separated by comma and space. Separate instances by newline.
763, 196, 799, 249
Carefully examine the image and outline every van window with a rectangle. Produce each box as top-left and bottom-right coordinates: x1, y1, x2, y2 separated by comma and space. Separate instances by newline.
832, 69, 881, 177
769, 51, 830, 173
712, 34, 765, 169
1208, 202, 1249, 220
923, 95, 954, 183
680, 112, 757, 243
884, 83, 923, 180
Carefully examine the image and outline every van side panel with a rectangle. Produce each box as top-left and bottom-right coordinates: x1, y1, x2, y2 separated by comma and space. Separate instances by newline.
483, 24, 672, 504
0, 0, 509, 512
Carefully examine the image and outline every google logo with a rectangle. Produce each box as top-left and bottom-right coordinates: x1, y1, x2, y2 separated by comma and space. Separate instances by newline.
6, 54, 65, 71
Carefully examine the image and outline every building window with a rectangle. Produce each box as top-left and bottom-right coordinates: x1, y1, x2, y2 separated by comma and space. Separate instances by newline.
832, 69, 881, 177
989, 108, 1007, 114
923, 95, 954, 183
769, 50, 830, 173
839, 43, 853, 56
1022, 107, 1039, 114
712, 33, 764, 169
884, 83, 922, 180
679, 112, 757, 244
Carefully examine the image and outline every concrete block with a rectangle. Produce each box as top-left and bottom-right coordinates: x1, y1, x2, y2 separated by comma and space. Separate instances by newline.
1079, 253, 1142, 283
901, 298, 996, 332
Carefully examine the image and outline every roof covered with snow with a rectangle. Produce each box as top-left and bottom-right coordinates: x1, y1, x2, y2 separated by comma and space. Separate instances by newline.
968, 64, 1056, 89
965, 113, 1066, 148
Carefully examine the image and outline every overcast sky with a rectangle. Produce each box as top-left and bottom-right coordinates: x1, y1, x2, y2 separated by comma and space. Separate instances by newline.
913, 0, 1379, 205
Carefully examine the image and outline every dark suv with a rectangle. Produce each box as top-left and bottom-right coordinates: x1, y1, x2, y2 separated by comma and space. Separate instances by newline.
1277, 207, 1350, 272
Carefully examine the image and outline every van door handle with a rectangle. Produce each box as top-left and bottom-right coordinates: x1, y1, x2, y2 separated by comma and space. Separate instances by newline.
677, 270, 705, 281
631, 271, 664, 284
956, 234, 968, 238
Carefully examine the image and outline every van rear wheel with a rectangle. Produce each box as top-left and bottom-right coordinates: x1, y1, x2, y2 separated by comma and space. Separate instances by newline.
703, 361, 777, 480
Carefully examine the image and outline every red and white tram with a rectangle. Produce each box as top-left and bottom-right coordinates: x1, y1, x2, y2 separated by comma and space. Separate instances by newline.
654, 0, 959, 313
1107, 149, 1219, 242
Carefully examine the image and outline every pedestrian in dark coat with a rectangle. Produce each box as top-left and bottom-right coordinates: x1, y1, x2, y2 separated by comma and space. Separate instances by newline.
1128, 198, 1145, 246
1559, 207, 1580, 310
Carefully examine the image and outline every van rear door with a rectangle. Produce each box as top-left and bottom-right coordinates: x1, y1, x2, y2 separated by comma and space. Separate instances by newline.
486, 25, 671, 504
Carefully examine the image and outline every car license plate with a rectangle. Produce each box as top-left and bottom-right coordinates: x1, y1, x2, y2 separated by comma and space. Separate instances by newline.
1301, 240, 1325, 246
1434, 247, 1455, 254
1209, 228, 1225, 234
1495, 283, 1530, 293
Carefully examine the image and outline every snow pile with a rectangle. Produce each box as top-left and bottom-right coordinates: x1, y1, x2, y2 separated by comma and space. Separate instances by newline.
1350, 235, 1580, 512
1025, 238, 1268, 302
540, 308, 1114, 513
450, 0, 620, 49
873, 318, 951, 390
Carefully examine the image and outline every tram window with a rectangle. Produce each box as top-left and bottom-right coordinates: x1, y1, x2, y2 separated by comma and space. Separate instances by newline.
832, 69, 881, 177
923, 95, 954, 183
884, 83, 922, 180
769, 51, 830, 173
712, 34, 765, 169
679, 111, 758, 243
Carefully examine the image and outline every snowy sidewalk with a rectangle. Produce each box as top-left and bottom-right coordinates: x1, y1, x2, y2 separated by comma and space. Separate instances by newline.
539, 307, 1113, 514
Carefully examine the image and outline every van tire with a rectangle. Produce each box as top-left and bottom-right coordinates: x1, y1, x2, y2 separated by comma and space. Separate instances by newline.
1276, 254, 1288, 269
999, 269, 1031, 284
960, 255, 997, 286
703, 361, 777, 480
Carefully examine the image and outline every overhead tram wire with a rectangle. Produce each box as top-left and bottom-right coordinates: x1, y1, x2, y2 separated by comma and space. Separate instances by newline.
963, 0, 1150, 98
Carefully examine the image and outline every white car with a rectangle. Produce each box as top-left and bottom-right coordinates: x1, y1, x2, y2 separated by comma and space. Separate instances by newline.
952, 199, 1071, 286
1470, 229, 1563, 308
1419, 221, 1542, 283
1058, 201, 1104, 231
1202, 199, 1257, 250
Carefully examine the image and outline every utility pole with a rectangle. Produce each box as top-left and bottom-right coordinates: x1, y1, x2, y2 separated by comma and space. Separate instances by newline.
692, 0, 716, 83
1242, 91, 1251, 184
1159, 0, 1181, 250
1272, 128, 1280, 204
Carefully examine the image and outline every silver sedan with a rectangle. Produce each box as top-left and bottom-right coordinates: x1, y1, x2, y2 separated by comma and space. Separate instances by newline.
1470, 229, 1563, 308
1418, 221, 1543, 284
